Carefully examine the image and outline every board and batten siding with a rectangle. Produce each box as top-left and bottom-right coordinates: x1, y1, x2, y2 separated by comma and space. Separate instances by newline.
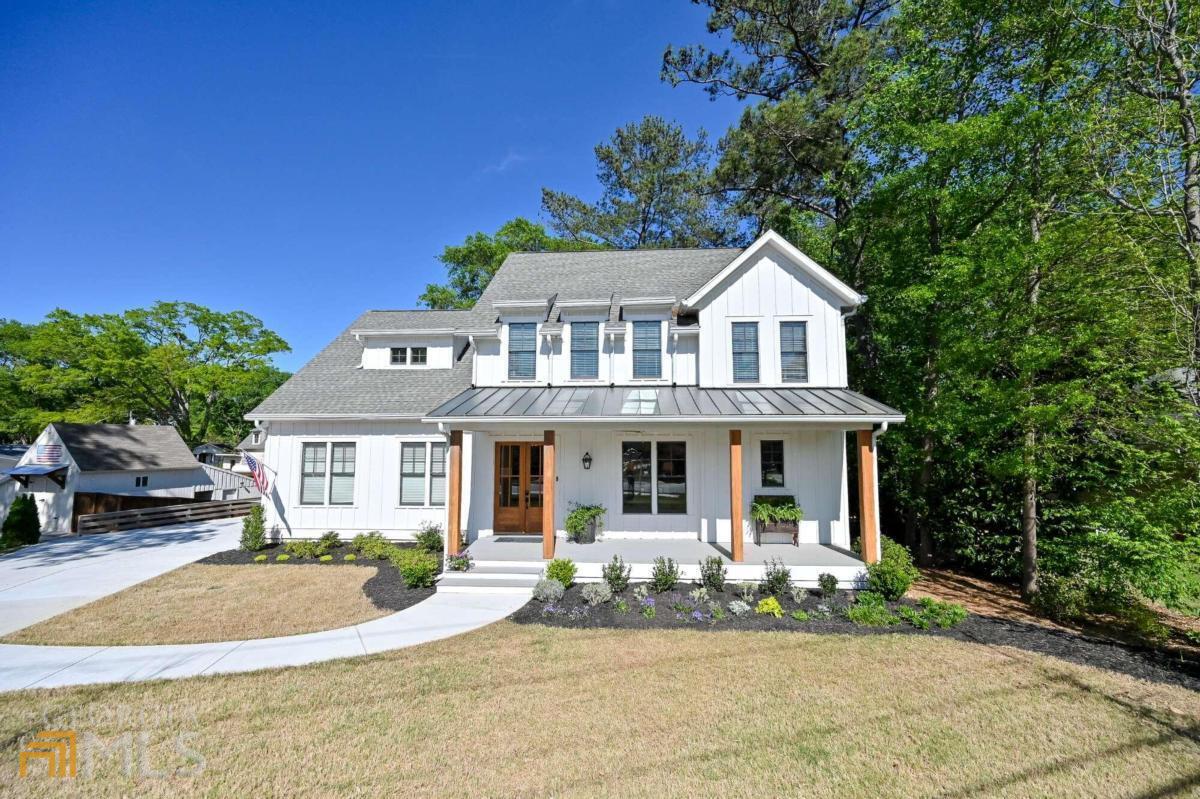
262, 420, 461, 540
463, 425, 849, 550
359, 335, 455, 370
696, 246, 848, 388
77, 468, 211, 498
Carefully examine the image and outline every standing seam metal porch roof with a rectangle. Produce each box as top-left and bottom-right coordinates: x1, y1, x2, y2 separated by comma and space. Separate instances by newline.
426, 386, 904, 421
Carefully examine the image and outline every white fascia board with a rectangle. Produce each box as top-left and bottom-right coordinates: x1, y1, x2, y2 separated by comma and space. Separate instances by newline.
423, 413, 906, 426
351, 328, 457, 338
458, 328, 500, 338
682, 229, 865, 308
244, 413, 428, 421
620, 296, 676, 310
556, 299, 612, 311
492, 299, 551, 312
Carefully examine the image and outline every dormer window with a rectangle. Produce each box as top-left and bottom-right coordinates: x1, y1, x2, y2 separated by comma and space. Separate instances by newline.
390, 347, 406, 365
570, 322, 599, 380
389, 346, 427, 367
632, 321, 661, 379
410, 347, 427, 365
508, 323, 537, 380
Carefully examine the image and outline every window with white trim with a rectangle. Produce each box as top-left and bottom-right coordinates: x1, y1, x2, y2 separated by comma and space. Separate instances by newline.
134, 475, 149, 488
632, 321, 661, 379
570, 321, 599, 380
329, 442, 355, 505
400, 441, 446, 507
390, 347, 406, 365
300, 443, 327, 505
389, 346, 428, 367
780, 321, 808, 382
508, 323, 537, 380
621, 440, 686, 514
732, 322, 759, 382
410, 347, 427, 365
429, 442, 447, 507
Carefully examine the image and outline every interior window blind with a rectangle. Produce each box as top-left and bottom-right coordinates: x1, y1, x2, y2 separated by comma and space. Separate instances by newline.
732, 322, 759, 382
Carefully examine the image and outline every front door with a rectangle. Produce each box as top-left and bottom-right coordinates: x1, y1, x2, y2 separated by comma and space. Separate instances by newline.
494, 442, 545, 534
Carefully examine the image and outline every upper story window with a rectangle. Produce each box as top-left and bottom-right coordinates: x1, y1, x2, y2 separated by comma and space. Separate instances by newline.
410, 347, 427, 365
389, 346, 427, 367
780, 322, 808, 382
570, 322, 599, 380
632, 321, 661, 379
508, 323, 537, 380
390, 347, 406, 365
732, 322, 759, 383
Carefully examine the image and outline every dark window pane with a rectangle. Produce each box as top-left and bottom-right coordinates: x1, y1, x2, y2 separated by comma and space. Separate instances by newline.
570, 322, 599, 379
780, 321, 808, 382
761, 440, 784, 488
632, 321, 661, 379
656, 441, 687, 514
732, 322, 759, 382
508, 323, 537, 379
300, 442, 327, 505
621, 441, 652, 514
390, 347, 406, 365
410, 347, 427, 365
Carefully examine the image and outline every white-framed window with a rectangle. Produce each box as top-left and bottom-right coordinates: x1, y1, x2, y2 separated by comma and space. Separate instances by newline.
632, 321, 662, 379
410, 346, 427, 365
570, 321, 599, 380
780, 321, 808, 382
390, 347, 407, 365
299, 441, 356, 506
389, 346, 428, 367
508, 323, 537, 380
621, 440, 687, 514
732, 321, 759, 382
134, 475, 149, 488
400, 441, 446, 507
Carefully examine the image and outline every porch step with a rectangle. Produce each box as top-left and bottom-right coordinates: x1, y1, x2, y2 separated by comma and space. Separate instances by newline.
437, 566, 542, 595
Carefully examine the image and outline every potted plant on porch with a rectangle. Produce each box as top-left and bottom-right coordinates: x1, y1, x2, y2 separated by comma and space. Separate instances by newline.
750, 496, 804, 546
565, 502, 606, 544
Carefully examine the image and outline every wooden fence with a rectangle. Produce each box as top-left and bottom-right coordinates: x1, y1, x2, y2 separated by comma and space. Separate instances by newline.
76, 498, 257, 535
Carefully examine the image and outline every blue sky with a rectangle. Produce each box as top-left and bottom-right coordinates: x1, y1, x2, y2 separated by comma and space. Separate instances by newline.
0, 1, 743, 371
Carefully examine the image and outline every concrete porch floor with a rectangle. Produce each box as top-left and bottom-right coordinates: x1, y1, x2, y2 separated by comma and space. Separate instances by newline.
464, 536, 867, 587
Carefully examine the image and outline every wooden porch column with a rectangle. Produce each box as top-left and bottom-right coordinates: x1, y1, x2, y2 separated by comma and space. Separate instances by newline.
447, 429, 464, 555
729, 429, 744, 562
542, 430, 556, 559
856, 429, 880, 564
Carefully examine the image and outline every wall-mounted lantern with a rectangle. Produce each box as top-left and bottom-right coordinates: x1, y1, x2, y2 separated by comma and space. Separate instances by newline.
582, 452, 593, 470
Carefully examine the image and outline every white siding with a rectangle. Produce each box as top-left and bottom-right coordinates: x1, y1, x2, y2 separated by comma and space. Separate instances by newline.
360, 335, 455, 370
261, 419, 457, 541
13, 425, 77, 534
77, 468, 211, 498
696, 245, 848, 387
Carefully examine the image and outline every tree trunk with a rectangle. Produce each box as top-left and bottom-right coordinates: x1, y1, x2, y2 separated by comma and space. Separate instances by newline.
1021, 203, 1044, 599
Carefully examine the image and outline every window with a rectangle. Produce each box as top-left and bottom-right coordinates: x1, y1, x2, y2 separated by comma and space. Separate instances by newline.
570, 322, 599, 380
329, 443, 355, 505
656, 441, 687, 514
621, 441, 652, 513
632, 321, 661, 379
134, 475, 149, 488
621, 440, 686, 514
429, 442, 447, 506
251, 430, 261, 444
761, 440, 784, 488
390, 347, 406, 365
300, 443, 327, 505
400, 443, 427, 506
780, 321, 808, 382
732, 322, 759, 382
508, 323, 537, 380
410, 347, 427, 365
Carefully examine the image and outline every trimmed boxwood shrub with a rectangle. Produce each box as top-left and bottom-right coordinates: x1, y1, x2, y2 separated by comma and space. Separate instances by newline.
352, 532, 392, 560
389, 547, 439, 588
866, 538, 920, 600
546, 558, 577, 589
1, 494, 40, 548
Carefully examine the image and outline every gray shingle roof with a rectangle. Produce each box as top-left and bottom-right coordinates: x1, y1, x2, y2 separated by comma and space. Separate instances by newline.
248, 311, 473, 417
51, 423, 202, 472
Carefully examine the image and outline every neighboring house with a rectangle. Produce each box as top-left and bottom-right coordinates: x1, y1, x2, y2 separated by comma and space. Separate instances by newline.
0, 444, 28, 473
0, 423, 216, 534
247, 230, 903, 576
193, 442, 241, 471
233, 428, 266, 476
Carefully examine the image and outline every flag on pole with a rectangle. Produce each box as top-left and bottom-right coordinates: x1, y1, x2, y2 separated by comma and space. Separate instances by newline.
243, 452, 270, 494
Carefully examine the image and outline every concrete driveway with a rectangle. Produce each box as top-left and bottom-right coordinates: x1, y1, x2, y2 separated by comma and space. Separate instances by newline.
0, 519, 242, 636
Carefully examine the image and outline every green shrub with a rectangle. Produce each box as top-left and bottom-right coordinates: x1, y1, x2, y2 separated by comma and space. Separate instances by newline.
698, 556, 726, 591
749, 497, 804, 525
897, 605, 929, 629
917, 597, 968, 628
533, 578, 564, 603
388, 547, 439, 588
846, 592, 899, 626
414, 521, 444, 553
239, 505, 266, 551
285, 540, 320, 559
253, 554, 268, 563
318, 530, 340, 549
546, 558, 577, 589
759, 558, 791, 596
614, 598, 630, 614
1030, 572, 1089, 622
866, 538, 919, 600
727, 599, 751, 616
710, 602, 727, 620
319, 554, 333, 562
817, 572, 839, 598
352, 532, 392, 560
343, 553, 357, 562
755, 596, 784, 618
275, 554, 290, 562
649, 557, 679, 593
601, 555, 630, 593
1, 495, 40, 548
581, 582, 613, 606
790, 609, 810, 622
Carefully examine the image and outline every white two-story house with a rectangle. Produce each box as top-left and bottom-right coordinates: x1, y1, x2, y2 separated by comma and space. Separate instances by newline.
248, 231, 903, 586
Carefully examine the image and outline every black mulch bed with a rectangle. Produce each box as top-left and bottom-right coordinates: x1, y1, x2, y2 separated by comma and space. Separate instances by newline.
510, 582, 1200, 693
198, 543, 439, 613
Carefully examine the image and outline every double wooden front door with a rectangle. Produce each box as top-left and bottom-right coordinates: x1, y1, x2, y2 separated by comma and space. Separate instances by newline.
494, 442, 544, 534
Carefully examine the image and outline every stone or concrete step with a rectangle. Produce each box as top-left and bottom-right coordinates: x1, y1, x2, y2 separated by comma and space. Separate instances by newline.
437, 567, 541, 595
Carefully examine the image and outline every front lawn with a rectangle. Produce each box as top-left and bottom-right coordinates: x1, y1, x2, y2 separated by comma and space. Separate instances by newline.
1, 563, 397, 646
1, 622, 1197, 797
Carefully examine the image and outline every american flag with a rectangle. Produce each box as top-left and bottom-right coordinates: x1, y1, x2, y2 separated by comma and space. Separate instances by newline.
35, 444, 63, 464
243, 452, 270, 494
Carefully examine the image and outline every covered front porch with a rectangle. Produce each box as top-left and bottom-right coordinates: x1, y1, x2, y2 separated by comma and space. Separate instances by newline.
465, 535, 867, 586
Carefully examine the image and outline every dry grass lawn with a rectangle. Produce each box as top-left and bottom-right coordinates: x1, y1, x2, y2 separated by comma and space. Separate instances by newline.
1, 564, 389, 645
1, 621, 1198, 797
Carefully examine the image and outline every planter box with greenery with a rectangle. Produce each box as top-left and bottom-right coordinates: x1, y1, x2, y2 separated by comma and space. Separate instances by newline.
750, 496, 803, 546
565, 502, 605, 544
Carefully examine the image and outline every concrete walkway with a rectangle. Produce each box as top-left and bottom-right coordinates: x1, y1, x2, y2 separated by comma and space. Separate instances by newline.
0, 518, 529, 692
0, 518, 243, 636
0, 591, 528, 692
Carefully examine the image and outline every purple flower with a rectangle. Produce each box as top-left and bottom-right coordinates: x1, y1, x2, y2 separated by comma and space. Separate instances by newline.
641, 596, 656, 608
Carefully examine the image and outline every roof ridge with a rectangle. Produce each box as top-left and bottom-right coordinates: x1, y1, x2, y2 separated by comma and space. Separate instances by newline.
507, 245, 744, 255
364, 308, 470, 313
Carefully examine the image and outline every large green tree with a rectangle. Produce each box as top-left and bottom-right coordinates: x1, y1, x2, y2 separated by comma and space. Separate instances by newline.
0, 302, 289, 447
